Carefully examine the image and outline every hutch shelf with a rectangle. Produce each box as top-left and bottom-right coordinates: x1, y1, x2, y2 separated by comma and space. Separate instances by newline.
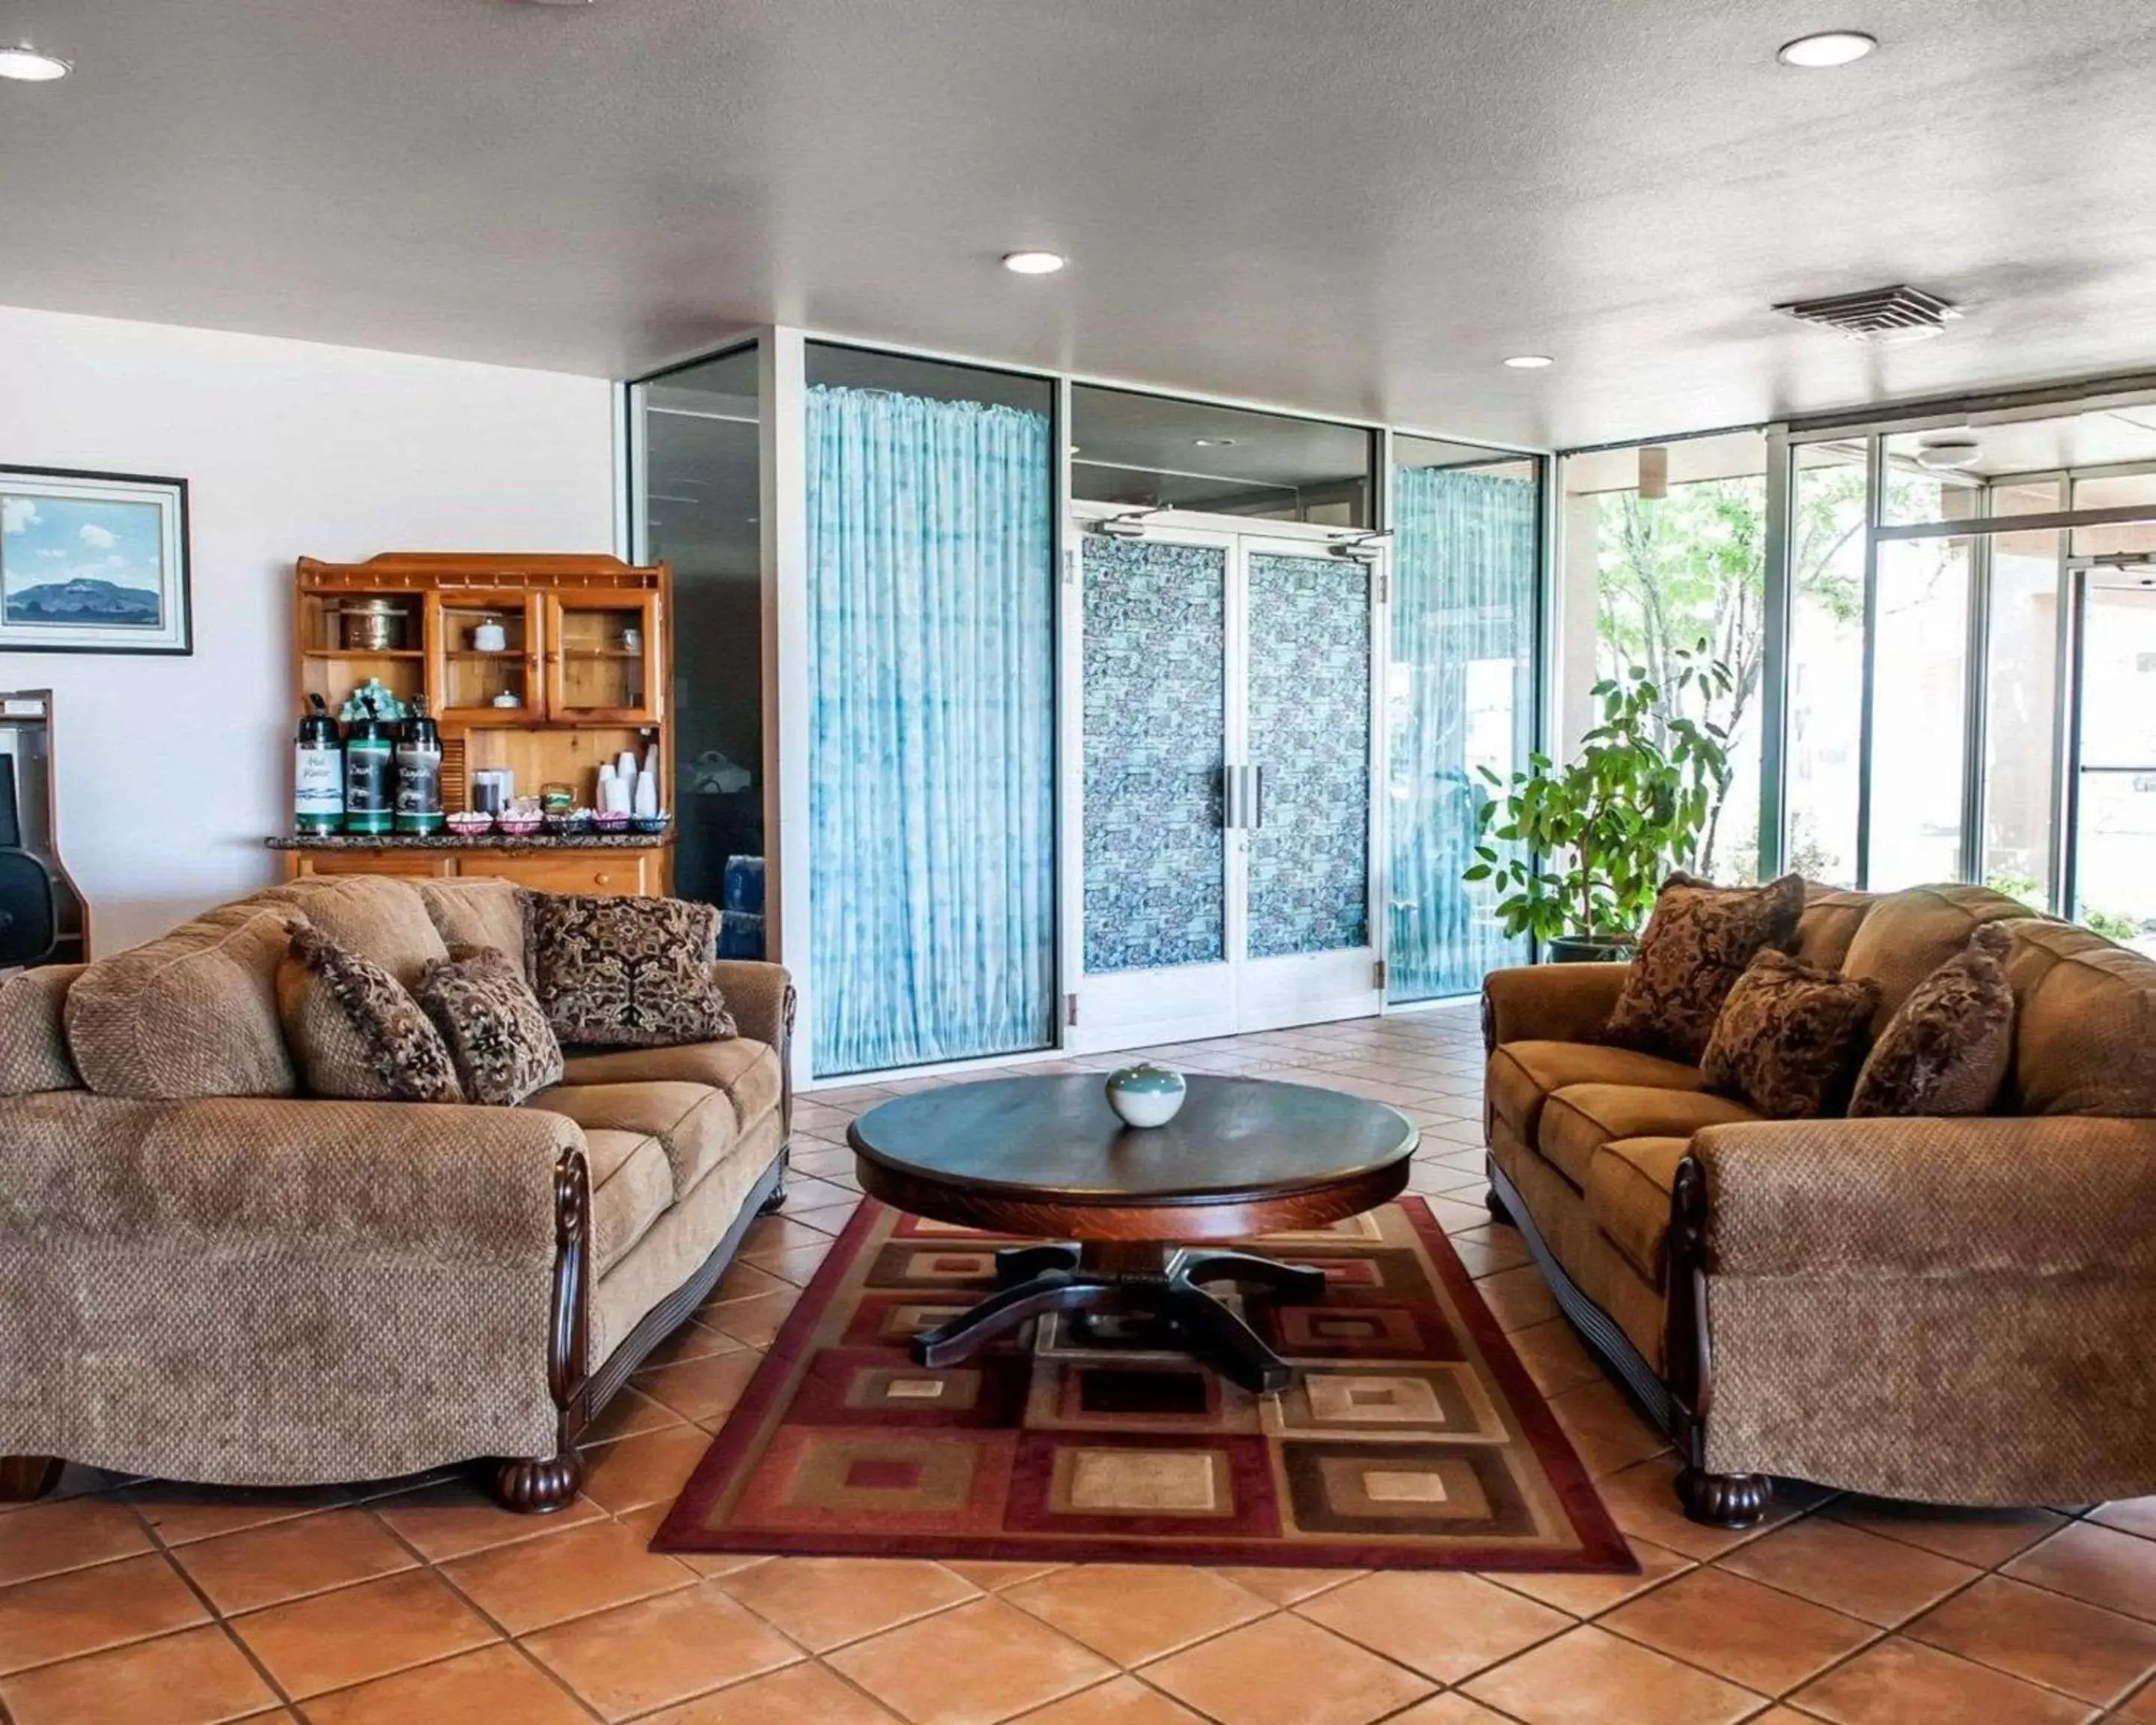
278, 553, 672, 895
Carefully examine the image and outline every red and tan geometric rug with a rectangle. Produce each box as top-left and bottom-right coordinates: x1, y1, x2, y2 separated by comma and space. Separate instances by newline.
654, 1197, 1634, 1572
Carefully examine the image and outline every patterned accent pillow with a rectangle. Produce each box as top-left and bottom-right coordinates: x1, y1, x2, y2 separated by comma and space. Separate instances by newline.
1604, 872, 1806, 1064
275, 923, 462, 1104
522, 893, 737, 1049
1701, 949, 1883, 1119
415, 946, 563, 1107
1848, 922, 2017, 1119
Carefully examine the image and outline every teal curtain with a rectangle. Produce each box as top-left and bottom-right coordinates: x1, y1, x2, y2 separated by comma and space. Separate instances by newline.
1388, 464, 1538, 1001
806, 384, 1056, 1076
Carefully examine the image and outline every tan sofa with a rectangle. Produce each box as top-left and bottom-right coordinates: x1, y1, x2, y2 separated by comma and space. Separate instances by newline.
1482, 882, 2156, 1527
0, 875, 791, 1513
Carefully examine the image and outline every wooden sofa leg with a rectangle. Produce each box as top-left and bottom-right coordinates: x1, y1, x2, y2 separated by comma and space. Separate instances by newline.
492, 1449, 583, 1514
1676, 1465, 1770, 1529
0, 1455, 63, 1500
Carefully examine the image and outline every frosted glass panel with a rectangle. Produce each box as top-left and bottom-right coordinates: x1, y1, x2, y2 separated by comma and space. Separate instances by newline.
1246, 553, 1371, 959
1082, 537, 1227, 973
1386, 463, 1538, 1001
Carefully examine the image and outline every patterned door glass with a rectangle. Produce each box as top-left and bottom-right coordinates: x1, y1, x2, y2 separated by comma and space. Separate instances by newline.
1246, 553, 1371, 959
1082, 538, 1228, 973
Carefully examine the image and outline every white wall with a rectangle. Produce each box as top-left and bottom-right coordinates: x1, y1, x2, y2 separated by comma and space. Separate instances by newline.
0, 305, 615, 952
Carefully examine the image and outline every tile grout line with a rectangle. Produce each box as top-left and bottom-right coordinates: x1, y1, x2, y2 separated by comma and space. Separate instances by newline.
115, 1491, 305, 1719
359, 1503, 616, 1724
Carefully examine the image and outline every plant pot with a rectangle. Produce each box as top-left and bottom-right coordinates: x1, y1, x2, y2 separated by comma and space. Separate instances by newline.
1547, 934, 1634, 965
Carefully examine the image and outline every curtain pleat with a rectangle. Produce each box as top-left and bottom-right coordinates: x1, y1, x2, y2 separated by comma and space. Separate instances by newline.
1387, 465, 1538, 1001
807, 384, 1056, 1076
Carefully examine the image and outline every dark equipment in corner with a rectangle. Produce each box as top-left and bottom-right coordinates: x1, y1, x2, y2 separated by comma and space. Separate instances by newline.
0, 692, 88, 969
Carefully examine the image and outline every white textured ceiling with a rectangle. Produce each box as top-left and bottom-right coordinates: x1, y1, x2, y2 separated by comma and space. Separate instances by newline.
4, 0, 2155, 448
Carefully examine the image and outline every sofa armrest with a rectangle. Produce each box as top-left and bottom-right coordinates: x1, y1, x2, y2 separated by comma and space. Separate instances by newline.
0, 1092, 582, 1251
1482, 963, 1629, 1053
1692, 1115, 2156, 1279
712, 961, 793, 1063
0, 1092, 583, 1485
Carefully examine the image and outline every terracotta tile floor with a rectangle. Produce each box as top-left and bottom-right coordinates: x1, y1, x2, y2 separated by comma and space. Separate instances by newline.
4, 1005, 2153, 1724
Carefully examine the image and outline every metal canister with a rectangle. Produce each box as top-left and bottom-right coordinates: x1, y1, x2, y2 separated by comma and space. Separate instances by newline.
339, 599, 407, 653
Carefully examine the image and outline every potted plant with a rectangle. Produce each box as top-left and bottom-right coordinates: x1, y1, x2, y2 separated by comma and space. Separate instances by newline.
1465, 650, 1733, 962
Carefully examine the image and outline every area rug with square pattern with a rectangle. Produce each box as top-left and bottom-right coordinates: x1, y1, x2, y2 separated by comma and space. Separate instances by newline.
652, 1196, 1635, 1571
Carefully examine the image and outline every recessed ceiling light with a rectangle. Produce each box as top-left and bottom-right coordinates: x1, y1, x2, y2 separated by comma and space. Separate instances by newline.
1502, 354, 1555, 370
1915, 437, 1982, 472
1193, 436, 1237, 448
1002, 251, 1066, 275
1777, 30, 1877, 67
0, 46, 71, 81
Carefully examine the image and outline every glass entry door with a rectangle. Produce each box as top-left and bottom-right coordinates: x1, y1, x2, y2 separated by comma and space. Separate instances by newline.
2066, 567, 2156, 956
1068, 516, 1380, 1051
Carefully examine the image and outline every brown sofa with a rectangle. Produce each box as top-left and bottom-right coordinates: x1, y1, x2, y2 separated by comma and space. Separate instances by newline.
1482, 882, 2156, 1527
0, 875, 791, 1513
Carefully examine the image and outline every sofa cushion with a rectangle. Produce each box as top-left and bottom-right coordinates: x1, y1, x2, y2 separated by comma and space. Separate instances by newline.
415, 877, 529, 982
2006, 922, 2156, 1117
1487, 1039, 1706, 1143
524, 893, 737, 1049
0, 964, 85, 1095
1539, 1082, 1761, 1189
1605, 872, 1806, 1062
1586, 1135, 1689, 1289
1850, 922, 2017, 1118
529, 1079, 739, 1199
1795, 887, 1876, 973
415, 945, 561, 1107
252, 875, 449, 989
585, 1128, 672, 1277
1701, 949, 1881, 1120
66, 904, 297, 1099
1839, 883, 2033, 1033
558, 1038, 782, 1128
277, 925, 463, 1104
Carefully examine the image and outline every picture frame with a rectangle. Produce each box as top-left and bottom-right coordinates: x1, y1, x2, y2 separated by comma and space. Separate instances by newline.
0, 466, 192, 655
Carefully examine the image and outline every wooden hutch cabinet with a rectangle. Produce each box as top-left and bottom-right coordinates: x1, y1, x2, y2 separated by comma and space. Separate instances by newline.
273, 553, 673, 895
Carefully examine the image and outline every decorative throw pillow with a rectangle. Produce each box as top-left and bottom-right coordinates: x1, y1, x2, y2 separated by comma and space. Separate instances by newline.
1701, 949, 1883, 1119
522, 892, 737, 1049
1848, 922, 2017, 1118
1604, 872, 1807, 1064
275, 923, 462, 1103
415, 945, 563, 1107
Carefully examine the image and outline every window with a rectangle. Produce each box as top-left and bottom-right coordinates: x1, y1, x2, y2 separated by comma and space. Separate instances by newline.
1071, 387, 1375, 526
1783, 442, 1868, 886
1559, 431, 1767, 881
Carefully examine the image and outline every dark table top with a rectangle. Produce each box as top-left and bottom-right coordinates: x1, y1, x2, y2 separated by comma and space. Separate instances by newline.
847, 1073, 1419, 1210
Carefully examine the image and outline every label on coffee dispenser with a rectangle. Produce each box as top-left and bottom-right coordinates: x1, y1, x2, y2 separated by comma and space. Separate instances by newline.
394, 739, 444, 835
295, 746, 342, 830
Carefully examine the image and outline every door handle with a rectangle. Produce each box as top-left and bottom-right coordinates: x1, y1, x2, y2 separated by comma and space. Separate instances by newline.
1250, 765, 1266, 831
1220, 764, 1240, 830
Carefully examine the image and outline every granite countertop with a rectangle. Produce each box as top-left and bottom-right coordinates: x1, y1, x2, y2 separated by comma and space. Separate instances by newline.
267, 830, 669, 851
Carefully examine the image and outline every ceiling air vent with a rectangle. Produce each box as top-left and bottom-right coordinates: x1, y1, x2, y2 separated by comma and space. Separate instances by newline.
1774, 285, 1963, 344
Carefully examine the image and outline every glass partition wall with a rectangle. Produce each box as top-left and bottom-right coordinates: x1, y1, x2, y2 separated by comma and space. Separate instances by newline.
632, 344, 764, 920
632, 335, 1547, 1081
802, 347, 1059, 1076
1388, 438, 1541, 1002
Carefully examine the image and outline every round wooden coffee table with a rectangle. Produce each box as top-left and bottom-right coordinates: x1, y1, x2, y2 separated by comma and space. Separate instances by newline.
848, 1073, 1417, 1392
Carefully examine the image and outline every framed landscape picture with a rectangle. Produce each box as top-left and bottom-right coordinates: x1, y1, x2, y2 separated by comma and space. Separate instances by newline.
0, 466, 192, 654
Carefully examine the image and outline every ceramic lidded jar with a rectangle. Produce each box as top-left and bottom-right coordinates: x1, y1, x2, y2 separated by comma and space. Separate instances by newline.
1103, 1063, 1187, 1128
